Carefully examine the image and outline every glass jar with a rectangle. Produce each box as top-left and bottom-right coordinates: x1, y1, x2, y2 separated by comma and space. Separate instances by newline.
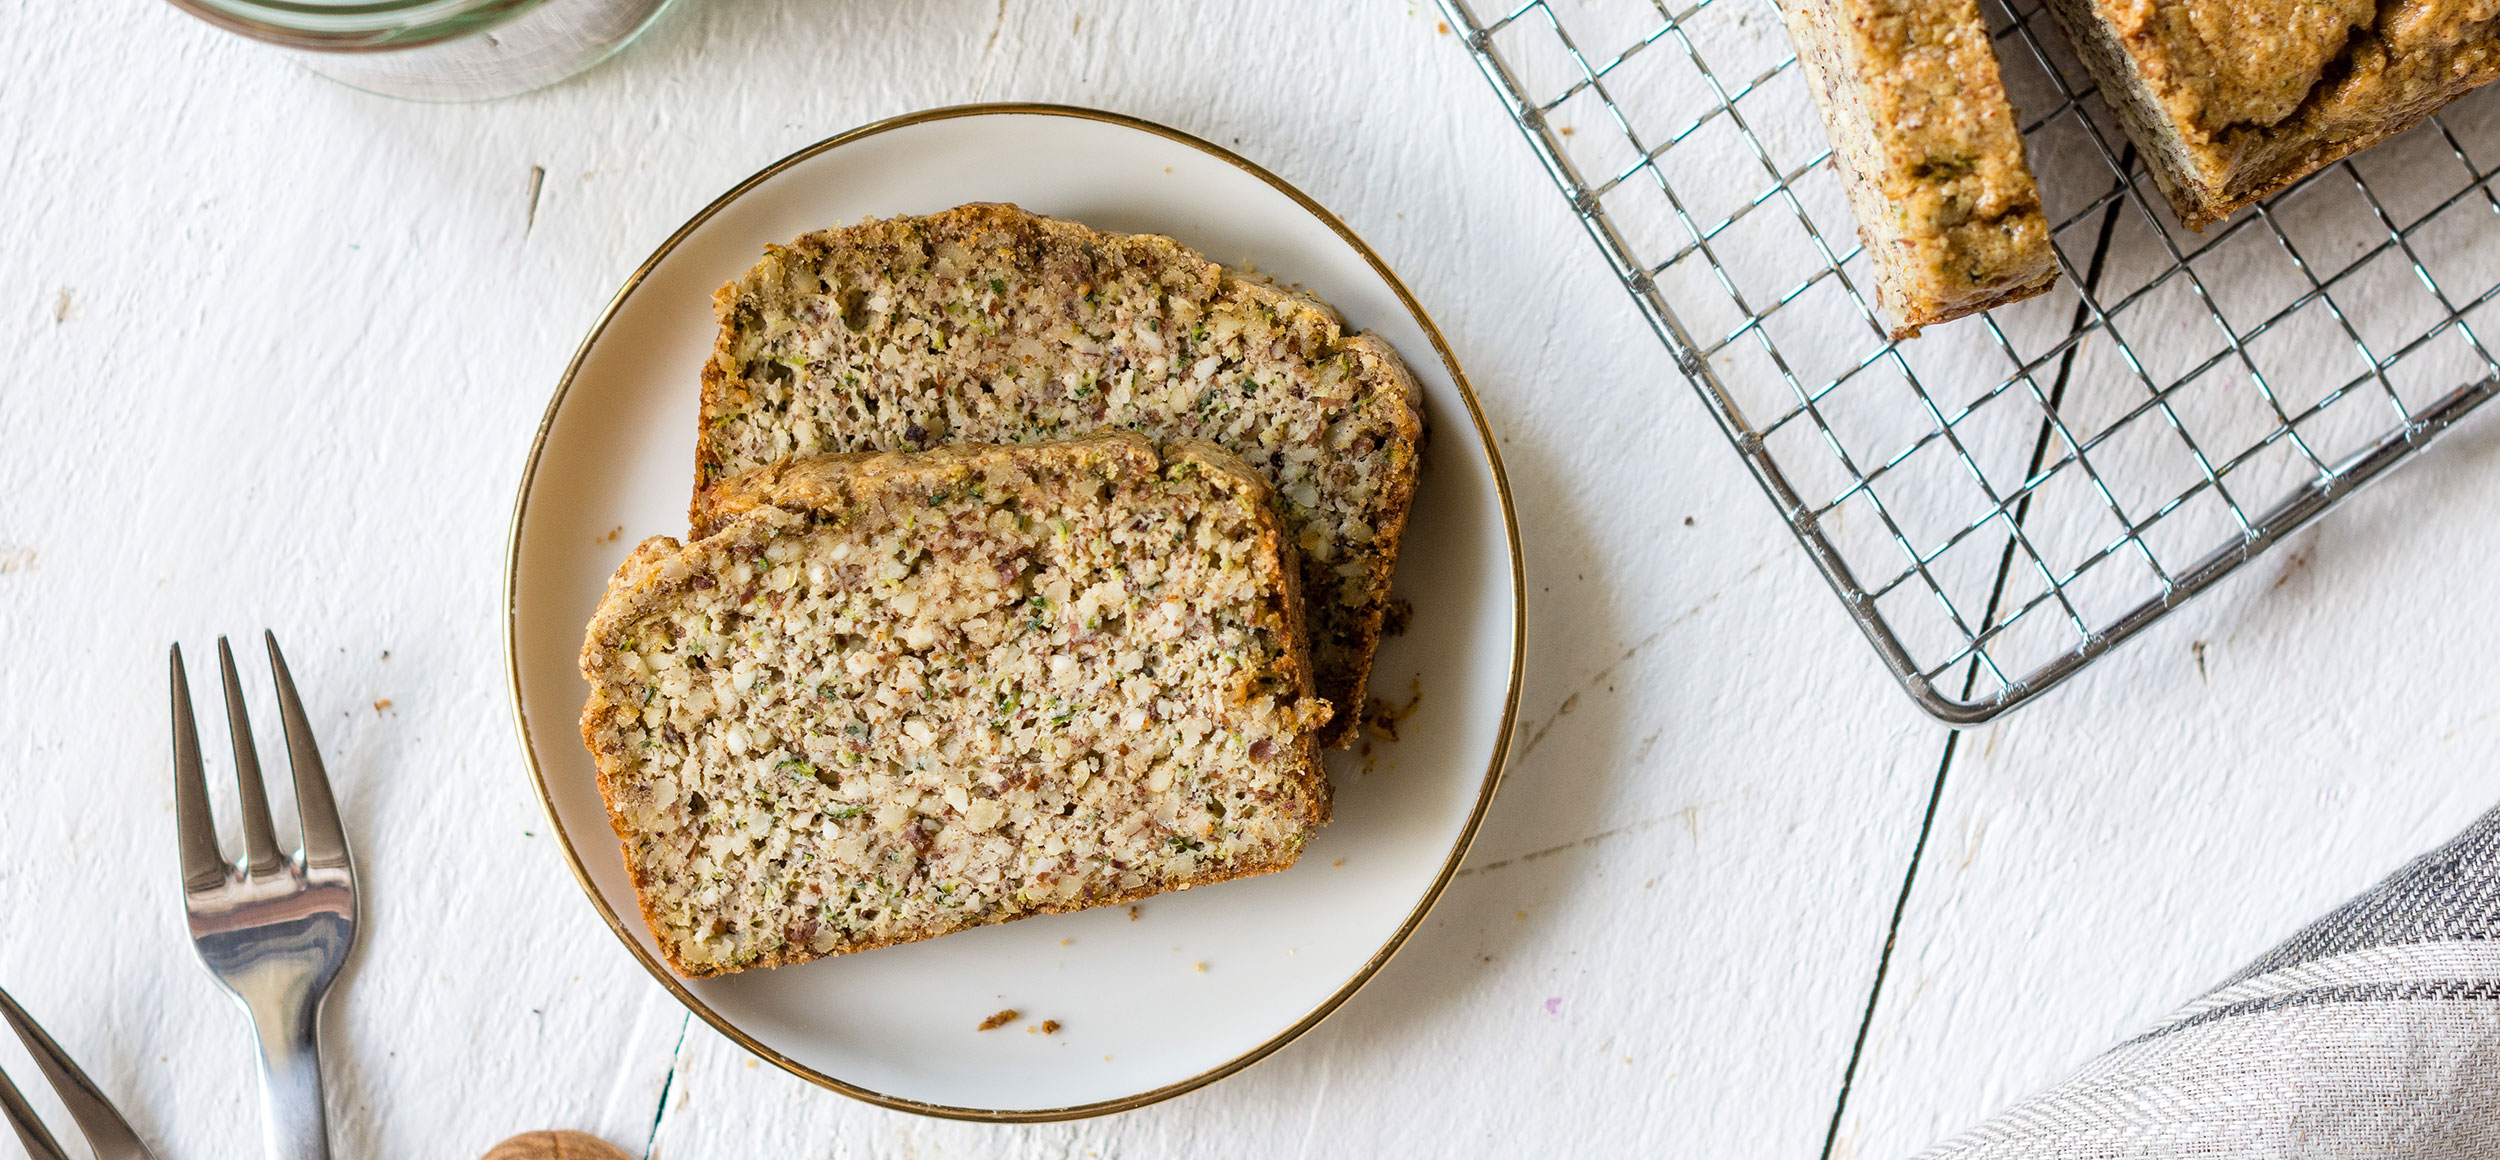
167, 0, 677, 101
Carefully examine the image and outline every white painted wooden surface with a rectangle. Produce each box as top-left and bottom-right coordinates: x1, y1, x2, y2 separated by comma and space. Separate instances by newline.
0, 1, 2490, 1157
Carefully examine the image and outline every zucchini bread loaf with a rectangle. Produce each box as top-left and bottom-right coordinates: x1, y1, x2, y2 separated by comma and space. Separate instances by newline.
580, 433, 1334, 977
2043, 0, 2500, 228
1781, 0, 2060, 338
693, 203, 1423, 748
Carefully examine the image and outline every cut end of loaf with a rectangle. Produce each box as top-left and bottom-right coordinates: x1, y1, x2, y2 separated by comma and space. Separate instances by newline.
1779, 0, 2059, 339
581, 434, 1333, 977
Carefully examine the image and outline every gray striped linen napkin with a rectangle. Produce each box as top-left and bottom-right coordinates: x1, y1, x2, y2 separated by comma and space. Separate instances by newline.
1917, 804, 2500, 1159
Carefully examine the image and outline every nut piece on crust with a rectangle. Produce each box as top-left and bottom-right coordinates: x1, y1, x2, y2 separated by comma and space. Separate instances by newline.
580, 433, 1333, 978
694, 203, 1423, 747
1780, 0, 2059, 337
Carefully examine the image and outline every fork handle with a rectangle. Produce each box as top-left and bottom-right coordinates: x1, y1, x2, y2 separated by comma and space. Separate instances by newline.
250, 1001, 330, 1160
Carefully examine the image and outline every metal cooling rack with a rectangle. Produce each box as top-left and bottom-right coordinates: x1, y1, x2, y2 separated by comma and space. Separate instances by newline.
1442, 0, 2500, 722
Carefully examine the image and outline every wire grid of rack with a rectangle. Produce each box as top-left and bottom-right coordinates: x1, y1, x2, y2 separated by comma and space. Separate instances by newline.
1441, 0, 2500, 723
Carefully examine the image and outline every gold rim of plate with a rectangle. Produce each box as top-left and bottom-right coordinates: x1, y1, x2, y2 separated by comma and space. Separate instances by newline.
502, 102, 1527, 1123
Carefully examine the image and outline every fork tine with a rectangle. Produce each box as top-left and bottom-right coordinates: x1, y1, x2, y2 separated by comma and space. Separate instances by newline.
0, 988, 156, 1160
264, 632, 350, 872
0, 1062, 69, 1160
215, 637, 287, 877
169, 646, 227, 893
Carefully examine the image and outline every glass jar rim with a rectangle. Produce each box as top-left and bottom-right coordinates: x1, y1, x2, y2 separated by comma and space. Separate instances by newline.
166, 0, 542, 51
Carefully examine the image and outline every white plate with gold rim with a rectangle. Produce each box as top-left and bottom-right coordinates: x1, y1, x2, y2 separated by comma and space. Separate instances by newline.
505, 104, 1522, 1120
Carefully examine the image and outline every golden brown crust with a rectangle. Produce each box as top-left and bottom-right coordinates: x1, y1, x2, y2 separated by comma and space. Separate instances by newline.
690, 203, 1421, 747
1887, 265, 2065, 340
2049, 0, 2500, 228
582, 434, 1330, 977
1780, 0, 2059, 338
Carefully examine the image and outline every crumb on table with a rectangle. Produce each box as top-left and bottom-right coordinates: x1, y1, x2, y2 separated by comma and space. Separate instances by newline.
978, 1008, 1019, 1031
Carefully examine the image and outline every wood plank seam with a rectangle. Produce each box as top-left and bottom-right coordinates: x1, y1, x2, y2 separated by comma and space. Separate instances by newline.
1818, 177, 2138, 1159
642, 1014, 689, 1160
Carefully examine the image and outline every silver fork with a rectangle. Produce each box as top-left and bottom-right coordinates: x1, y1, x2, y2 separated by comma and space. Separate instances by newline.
0, 985, 157, 1160
170, 633, 358, 1160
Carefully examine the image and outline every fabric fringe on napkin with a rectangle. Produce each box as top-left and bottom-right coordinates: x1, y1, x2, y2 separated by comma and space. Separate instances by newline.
1918, 804, 2500, 1159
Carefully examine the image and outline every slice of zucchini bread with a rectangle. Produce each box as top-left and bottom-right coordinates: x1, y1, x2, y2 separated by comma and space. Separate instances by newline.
2042, 0, 2500, 229
693, 203, 1423, 748
580, 433, 1334, 978
1781, 0, 2060, 338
